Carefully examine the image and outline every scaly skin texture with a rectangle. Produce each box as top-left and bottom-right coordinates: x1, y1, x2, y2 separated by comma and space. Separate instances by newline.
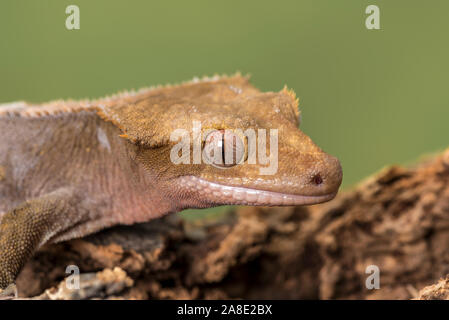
0, 74, 342, 291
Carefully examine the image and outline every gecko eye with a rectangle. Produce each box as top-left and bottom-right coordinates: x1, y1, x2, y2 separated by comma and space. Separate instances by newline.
203, 130, 245, 168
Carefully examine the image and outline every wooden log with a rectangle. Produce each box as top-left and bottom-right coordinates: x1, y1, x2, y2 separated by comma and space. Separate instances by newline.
16, 148, 449, 299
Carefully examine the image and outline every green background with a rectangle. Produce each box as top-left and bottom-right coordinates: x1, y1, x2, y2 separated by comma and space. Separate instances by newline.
1, 1, 448, 216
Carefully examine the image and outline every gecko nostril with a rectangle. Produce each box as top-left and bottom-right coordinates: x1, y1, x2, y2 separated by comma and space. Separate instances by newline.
312, 174, 323, 186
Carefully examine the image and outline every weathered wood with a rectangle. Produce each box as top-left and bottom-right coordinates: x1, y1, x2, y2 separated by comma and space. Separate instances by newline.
16, 148, 449, 299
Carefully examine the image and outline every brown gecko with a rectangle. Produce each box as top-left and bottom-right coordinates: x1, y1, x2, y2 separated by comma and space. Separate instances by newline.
0, 74, 342, 295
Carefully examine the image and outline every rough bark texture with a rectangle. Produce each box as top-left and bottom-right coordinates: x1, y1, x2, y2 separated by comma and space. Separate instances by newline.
416, 275, 449, 300
15, 148, 449, 299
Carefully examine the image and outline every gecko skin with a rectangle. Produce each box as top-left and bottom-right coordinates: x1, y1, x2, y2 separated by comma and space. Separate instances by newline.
0, 74, 342, 292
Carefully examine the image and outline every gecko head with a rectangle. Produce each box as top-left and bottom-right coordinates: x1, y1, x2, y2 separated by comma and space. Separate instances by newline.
98, 74, 342, 210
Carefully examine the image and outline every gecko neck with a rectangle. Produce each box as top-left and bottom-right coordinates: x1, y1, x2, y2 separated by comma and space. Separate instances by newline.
0, 110, 177, 240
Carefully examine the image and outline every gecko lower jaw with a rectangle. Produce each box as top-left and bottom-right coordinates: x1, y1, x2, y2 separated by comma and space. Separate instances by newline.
178, 176, 338, 206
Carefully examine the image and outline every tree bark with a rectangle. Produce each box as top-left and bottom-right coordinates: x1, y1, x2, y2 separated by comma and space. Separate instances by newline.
16, 148, 449, 299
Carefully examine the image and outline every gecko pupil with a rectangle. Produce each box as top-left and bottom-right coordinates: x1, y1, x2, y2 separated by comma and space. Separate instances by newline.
221, 135, 226, 163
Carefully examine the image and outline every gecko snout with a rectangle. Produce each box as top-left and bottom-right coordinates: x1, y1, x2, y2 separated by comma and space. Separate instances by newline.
308, 153, 343, 194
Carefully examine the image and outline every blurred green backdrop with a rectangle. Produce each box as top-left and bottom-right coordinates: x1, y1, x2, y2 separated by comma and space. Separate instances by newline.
1, 1, 448, 216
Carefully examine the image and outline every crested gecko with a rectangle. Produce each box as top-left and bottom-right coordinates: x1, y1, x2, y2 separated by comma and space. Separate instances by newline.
0, 74, 342, 295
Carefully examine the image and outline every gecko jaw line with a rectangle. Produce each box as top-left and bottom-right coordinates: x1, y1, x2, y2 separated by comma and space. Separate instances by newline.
179, 176, 337, 206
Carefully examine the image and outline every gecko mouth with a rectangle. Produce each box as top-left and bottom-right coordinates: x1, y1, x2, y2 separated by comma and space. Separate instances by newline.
178, 176, 337, 206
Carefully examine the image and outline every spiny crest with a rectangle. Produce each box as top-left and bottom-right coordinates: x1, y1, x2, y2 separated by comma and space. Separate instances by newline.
1, 74, 302, 147
0, 73, 250, 119
282, 85, 301, 124
93, 72, 250, 103
0, 100, 92, 118
95, 73, 258, 147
